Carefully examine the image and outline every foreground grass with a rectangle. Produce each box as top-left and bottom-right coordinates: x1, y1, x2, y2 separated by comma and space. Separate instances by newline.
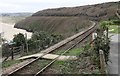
43, 48, 100, 74
65, 48, 83, 56
2, 60, 21, 68
53, 47, 83, 56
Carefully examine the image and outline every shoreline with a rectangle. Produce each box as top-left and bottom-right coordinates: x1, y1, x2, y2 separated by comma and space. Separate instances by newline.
0, 22, 32, 41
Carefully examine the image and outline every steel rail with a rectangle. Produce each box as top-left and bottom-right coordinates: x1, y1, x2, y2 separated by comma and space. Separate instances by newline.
35, 26, 96, 76
7, 21, 96, 76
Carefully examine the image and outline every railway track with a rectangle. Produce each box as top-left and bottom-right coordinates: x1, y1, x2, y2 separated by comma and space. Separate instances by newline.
116, 11, 120, 19
3, 21, 96, 76
35, 27, 96, 76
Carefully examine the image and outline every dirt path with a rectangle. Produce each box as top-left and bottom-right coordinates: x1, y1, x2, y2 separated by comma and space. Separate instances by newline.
107, 33, 119, 74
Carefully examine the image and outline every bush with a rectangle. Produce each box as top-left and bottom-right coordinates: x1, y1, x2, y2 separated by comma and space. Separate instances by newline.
93, 23, 110, 68
28, 31, 63, 51
13, 33, 25, 47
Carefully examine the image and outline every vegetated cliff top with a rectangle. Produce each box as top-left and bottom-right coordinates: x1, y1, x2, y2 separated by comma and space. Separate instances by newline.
15, 1, 119, 37
32, 1, 119, 20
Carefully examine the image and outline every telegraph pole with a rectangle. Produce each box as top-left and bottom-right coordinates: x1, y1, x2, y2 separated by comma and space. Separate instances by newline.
25, 33, 28, 53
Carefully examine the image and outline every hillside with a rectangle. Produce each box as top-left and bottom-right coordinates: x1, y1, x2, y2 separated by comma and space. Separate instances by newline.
33, 2, 119, 21
15, 1, 119, 37
15, 17, 91, 37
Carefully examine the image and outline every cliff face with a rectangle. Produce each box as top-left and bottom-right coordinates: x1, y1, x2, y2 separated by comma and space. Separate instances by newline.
14, 1, 119, 37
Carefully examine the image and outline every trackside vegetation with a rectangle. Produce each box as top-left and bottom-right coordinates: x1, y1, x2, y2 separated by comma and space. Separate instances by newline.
100, 20, 120, 34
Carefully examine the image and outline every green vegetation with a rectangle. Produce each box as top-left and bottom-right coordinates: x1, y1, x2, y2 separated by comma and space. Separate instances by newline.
27, 31, 63, 52
109, 25, 120, 33
100, 20, 120, 34
93, 22, 110, 68
42, 42, 101, 74
44, 47, 100, 74
54, 61, 65, 65
2, 60, 21, 68
2, 31, 63, 58
13, 33, 26, 47
53, 47, 83, 56
15, 16, 91, 37
54, 42, 91, 56
28, 59, 51, 69
65, 48, 84, 56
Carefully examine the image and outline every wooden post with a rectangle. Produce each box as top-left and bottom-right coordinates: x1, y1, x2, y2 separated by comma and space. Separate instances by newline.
11, 47, 14, 60
91, 33, 97, 46
99, 50, 106, 74
20, 46, 23, 56
23, 44, 24, 51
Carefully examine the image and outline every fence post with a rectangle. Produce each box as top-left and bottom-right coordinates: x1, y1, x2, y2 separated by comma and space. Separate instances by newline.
11, 47, 14, 60
91, 33, 97, 46
20, 46, 22, 56
21, 44, 24, 56
99, 50, 107, 74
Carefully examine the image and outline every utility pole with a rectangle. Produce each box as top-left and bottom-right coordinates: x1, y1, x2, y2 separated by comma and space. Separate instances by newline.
25, 33, 28, 53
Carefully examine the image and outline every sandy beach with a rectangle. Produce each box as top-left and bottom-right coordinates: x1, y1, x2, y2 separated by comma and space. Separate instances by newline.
0, 22, 32, 41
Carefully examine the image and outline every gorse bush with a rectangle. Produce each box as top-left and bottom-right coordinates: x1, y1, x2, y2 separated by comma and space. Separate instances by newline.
28, 31, 63, 51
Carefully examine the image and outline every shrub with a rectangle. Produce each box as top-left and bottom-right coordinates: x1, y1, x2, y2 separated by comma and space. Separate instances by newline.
93, 22, 110, 68
13, 33, 25, 47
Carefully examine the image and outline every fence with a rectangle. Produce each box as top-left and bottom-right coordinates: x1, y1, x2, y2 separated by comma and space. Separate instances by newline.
99, 50, 108, 74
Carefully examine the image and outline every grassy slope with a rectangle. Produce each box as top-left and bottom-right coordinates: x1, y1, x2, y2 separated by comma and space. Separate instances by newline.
15, 17, 91, 37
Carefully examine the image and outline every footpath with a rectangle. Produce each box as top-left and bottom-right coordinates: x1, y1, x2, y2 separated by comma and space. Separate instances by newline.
107, 33, 119, 75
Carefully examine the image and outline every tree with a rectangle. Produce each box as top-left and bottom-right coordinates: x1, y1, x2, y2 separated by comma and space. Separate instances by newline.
13, 33, 25, 47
